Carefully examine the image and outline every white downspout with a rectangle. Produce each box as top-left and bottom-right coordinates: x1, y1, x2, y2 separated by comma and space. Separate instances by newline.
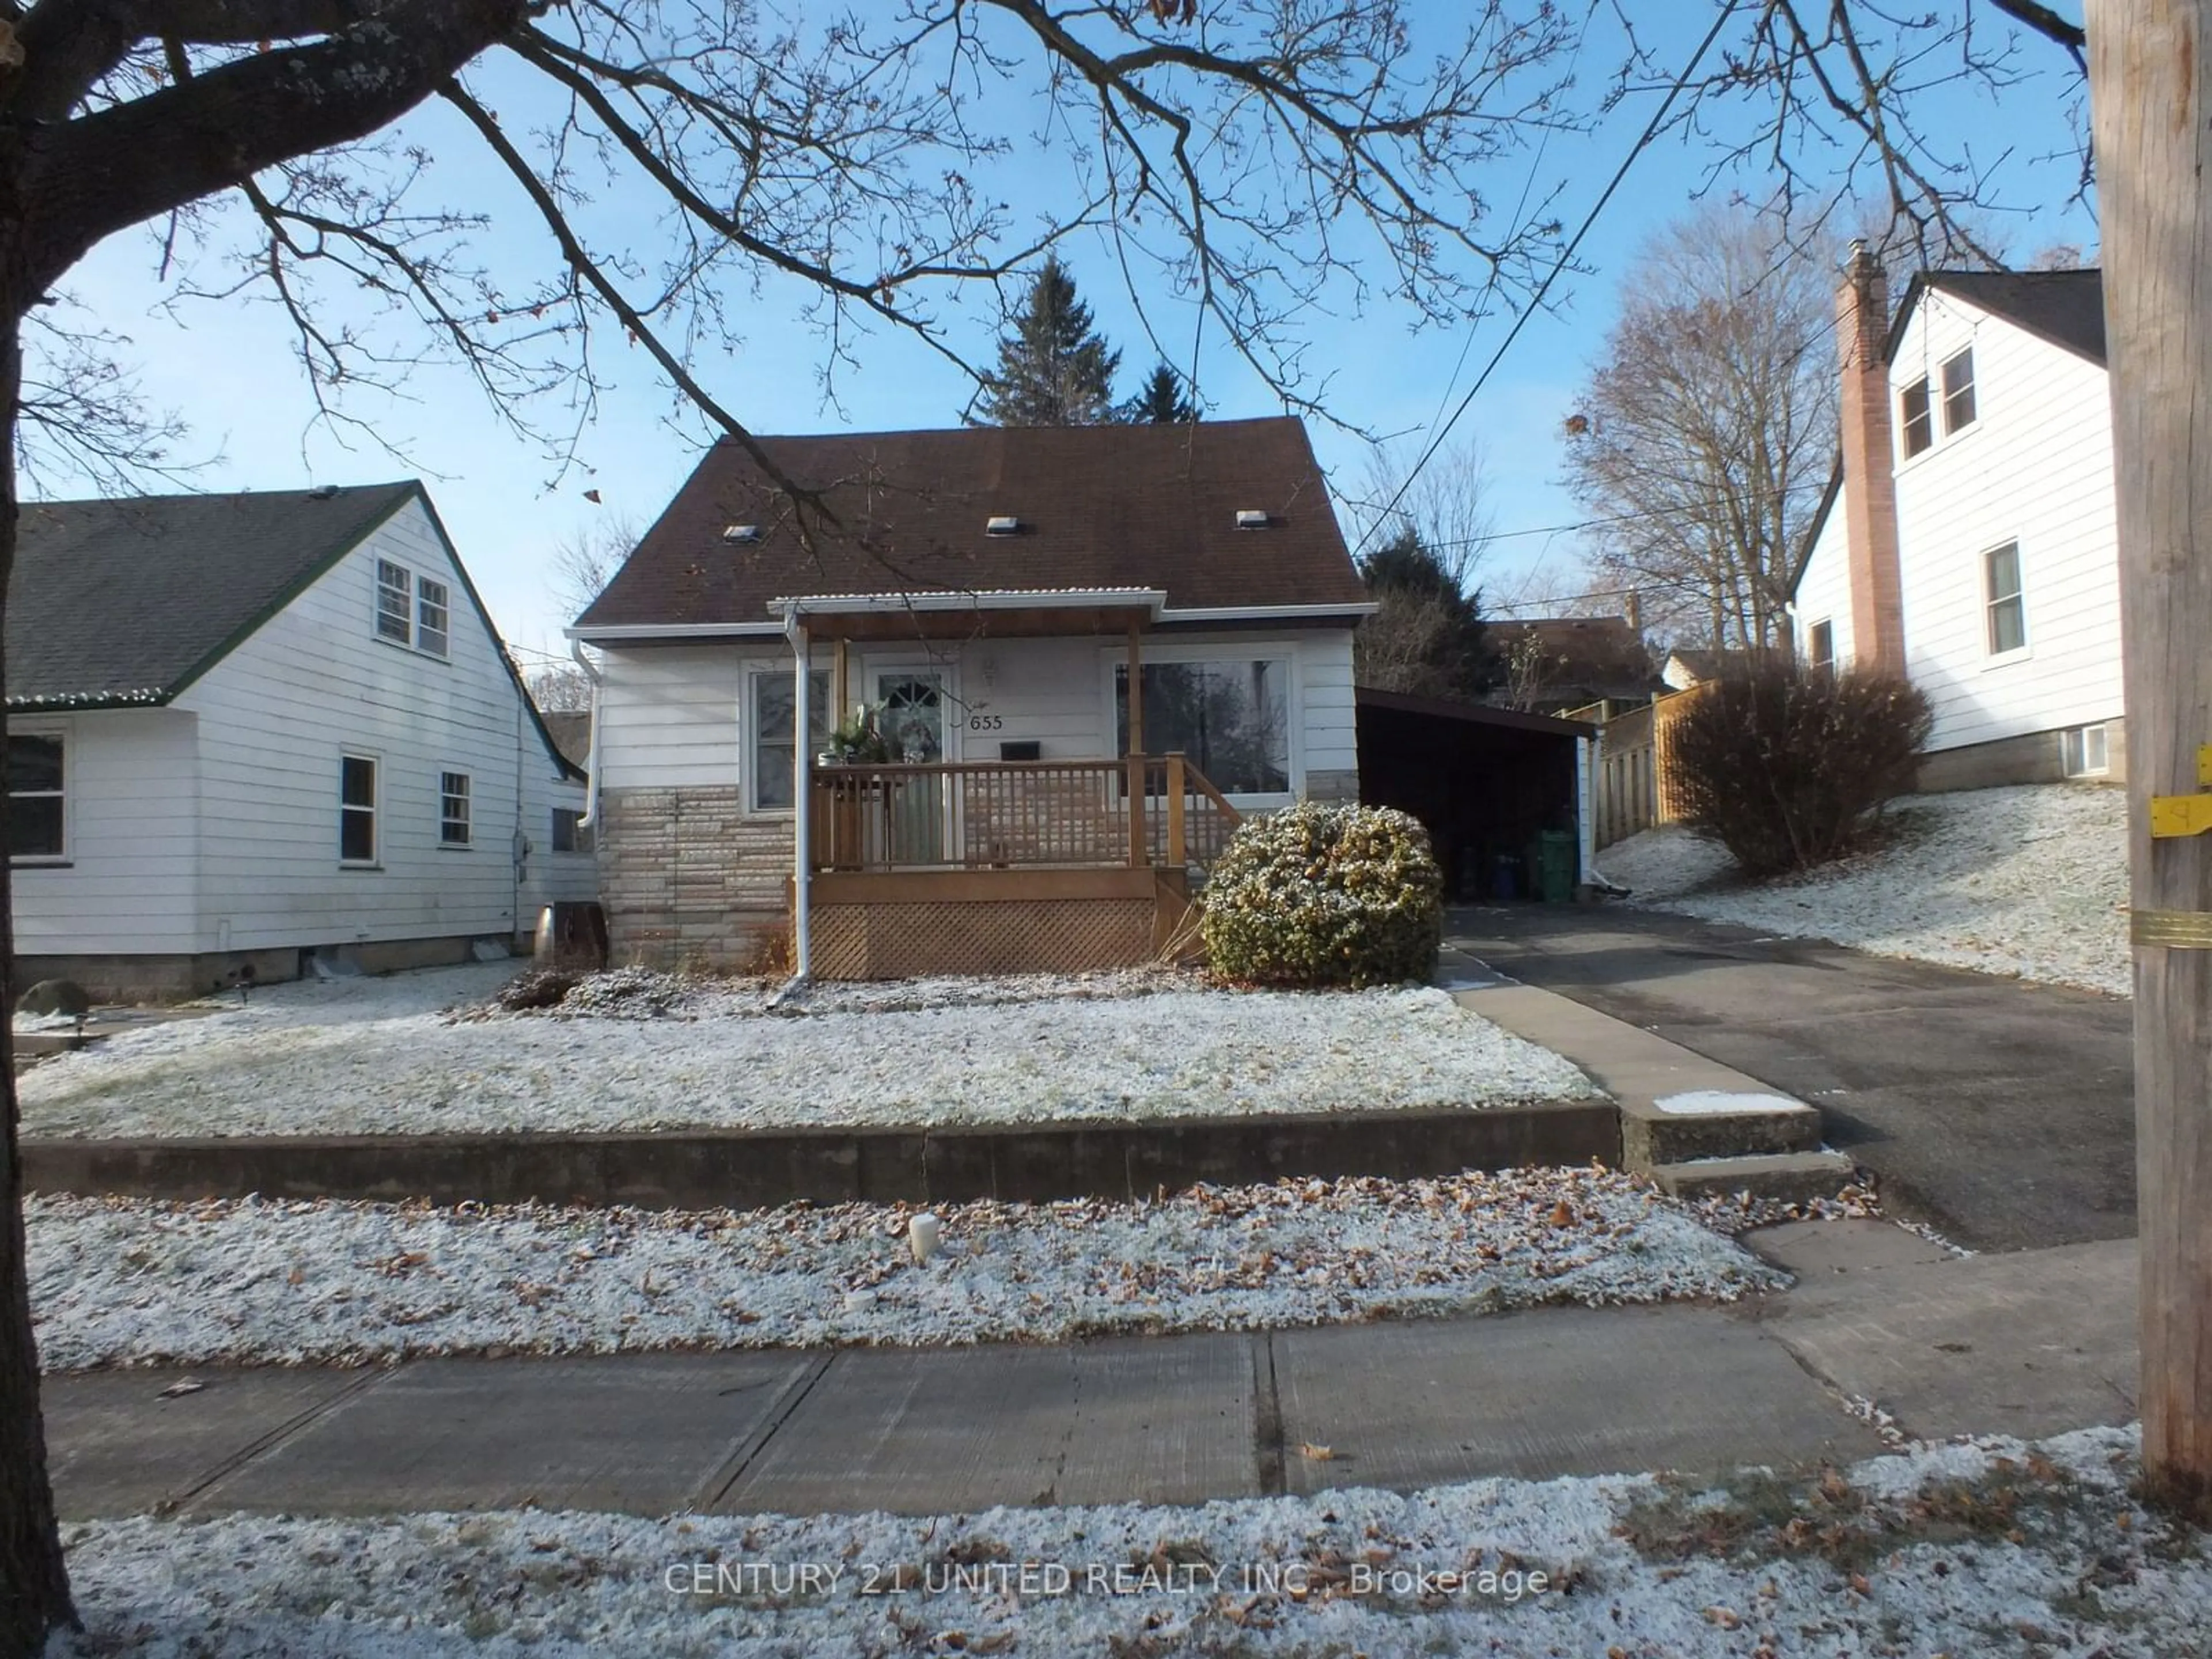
570, 637, 603, 832
783, 611, 814, 993
1575, 733, 1597, 892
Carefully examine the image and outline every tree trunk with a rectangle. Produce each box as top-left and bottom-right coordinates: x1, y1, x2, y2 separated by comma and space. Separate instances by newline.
2088, 0, 2212, 1521
0, 297, 75, 1656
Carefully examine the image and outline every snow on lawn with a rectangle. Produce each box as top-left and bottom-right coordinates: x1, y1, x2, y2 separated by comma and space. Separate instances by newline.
28, 1168, 1775, 1369
16, 964, 1599, 1140
1599, 784, 2129, 996
52, 1426, 2209, 1658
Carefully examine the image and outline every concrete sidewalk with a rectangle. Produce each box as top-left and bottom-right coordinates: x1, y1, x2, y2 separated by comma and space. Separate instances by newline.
43, 1227, 2138, 1523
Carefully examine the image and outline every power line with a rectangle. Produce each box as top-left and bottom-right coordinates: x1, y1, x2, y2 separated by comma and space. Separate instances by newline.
1402, 476, 1830, 556
1354, 0, 1745, 560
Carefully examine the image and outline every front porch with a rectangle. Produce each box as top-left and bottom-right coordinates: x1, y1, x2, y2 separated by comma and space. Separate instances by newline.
803, 754, 1242, 979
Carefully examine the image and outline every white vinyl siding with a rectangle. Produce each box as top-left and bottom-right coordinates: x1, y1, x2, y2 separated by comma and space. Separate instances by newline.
1793, 491, 1854, 670
175, 496, 577, 949
1891, 291, 2123, 753
10, 710, 202, 956
597, 628, 1360, 809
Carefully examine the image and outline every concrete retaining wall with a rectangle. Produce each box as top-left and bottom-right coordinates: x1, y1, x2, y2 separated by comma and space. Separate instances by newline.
1916, 719, 2128, 792
24, 1100, 1619, 1210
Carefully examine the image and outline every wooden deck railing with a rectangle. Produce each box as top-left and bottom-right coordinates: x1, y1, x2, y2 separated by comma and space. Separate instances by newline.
810, 755, 1243, 874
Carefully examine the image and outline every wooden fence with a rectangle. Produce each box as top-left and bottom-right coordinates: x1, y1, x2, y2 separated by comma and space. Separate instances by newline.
1566, 686, 1709, 850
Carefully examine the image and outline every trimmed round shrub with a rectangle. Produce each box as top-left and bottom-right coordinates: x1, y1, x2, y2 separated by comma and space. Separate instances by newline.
1201, 802, 1444, 987
1668, 654, 1933, 877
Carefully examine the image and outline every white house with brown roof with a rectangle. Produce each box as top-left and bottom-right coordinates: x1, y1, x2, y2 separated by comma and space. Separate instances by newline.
8, 483, 593, 1000
567, 418, 1374, 978
1791, 255, 2122, 789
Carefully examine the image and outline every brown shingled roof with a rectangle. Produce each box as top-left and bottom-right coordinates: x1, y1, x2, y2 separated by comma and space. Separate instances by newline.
574, 418, 1366, 630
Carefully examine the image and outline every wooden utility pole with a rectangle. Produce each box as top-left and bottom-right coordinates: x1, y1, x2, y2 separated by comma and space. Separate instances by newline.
2088, 0, 2212, 1520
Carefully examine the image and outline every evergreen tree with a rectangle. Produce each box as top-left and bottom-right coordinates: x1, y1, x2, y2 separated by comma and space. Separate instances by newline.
1354, 531, 1497, 700
1122, 362, 1201, 423
977, 255, 1122, 425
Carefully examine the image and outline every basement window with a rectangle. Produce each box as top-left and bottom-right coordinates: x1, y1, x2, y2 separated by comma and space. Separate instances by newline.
2062, 724, 2110, 778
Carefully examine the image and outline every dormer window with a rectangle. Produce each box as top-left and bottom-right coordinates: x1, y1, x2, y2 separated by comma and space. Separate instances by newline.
376, 560, 412, 642
375, 558, 452, 658
1940, 348, 1976, 434
417, 577, 450, 658
1900, 378, 1934, 457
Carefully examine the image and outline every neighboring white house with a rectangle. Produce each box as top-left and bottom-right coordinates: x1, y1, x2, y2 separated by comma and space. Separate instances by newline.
567, 418, 1372, 976
1791, 255, 2121, 789
9, 482, 594, 999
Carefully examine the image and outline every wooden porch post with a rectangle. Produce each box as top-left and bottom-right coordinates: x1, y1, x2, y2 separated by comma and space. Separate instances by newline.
1165, 752, 1187, 869
1126, 625, 1148, 869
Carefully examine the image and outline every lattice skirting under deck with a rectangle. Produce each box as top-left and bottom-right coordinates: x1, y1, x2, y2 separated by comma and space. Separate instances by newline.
811, 897, 1158, 980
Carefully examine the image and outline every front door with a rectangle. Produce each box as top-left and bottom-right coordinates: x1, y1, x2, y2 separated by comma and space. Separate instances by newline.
875, 668, 948, 863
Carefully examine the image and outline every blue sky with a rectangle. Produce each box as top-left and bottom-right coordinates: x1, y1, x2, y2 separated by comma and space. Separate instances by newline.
52, 2, 2096, 665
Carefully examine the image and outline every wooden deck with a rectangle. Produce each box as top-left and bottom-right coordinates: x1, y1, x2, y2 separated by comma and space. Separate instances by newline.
804, 756, 1235, 979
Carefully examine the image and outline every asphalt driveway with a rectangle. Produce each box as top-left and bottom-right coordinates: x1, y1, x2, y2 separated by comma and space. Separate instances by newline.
1446, 904, 2136, 1253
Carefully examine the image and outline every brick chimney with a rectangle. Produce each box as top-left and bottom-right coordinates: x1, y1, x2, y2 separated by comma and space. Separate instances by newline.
1836, 243, 1907, 673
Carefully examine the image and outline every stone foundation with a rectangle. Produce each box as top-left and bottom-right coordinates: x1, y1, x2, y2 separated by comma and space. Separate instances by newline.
14, 934, 509, 1006
596, 785, 792, 969
1304, 768, 1361, 804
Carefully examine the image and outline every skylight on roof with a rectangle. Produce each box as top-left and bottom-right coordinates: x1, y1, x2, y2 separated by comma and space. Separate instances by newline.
985, 516, 1021, 536
723, 524, 761, 543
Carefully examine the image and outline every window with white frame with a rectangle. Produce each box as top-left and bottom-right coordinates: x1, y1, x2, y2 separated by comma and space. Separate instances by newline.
1940, 347, 1977, 434
2062, 724, 2110, 778
748, 668, 832, 812
1899, 377, 1934, 457
375, 560, 412, 642
417, 577, 451, 658
340, 754, 379, 863
1984, 541, 2027, 656
7, 733, 65, 861
440, 771, 472, 846
1115, 657, 1291, 797
1806, 619, 1835, 672
551, 806, 594, 854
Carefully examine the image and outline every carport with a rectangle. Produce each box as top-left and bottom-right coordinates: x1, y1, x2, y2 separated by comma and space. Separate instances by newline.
1354, 688, 1595, 902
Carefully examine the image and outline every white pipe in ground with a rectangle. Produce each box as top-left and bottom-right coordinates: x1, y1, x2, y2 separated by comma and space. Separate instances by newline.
907, 1212, 942, 1264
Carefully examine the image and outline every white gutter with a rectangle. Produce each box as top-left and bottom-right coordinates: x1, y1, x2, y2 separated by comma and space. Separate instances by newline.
766, 588, 1168, 617
566, 621, 785, 642
781, 611, 815, 997
569, 637, 604, 832
1156, 602, 1380, 623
